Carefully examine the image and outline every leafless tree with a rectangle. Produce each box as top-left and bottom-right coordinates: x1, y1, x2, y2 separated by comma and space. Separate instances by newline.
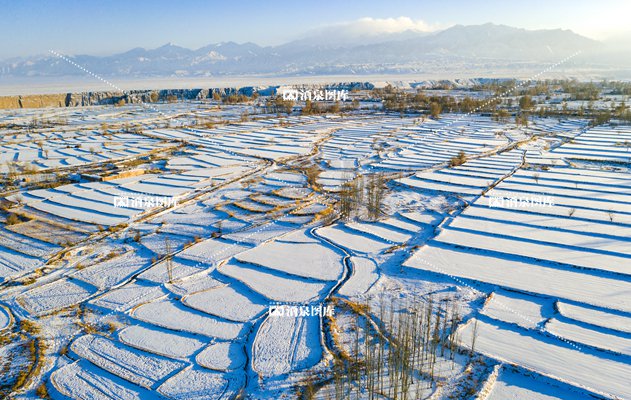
164, 236, 173, 283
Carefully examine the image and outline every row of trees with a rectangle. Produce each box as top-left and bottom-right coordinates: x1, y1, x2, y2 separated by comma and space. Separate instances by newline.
376, 79, 631, 122
377, 85, 629, 127
525, 102, 631, 125
376, 88, 501, 116
471, 78, 631, 99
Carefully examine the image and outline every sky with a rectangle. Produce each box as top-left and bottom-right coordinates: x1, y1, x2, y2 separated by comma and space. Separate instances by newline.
1, 0, 630, 59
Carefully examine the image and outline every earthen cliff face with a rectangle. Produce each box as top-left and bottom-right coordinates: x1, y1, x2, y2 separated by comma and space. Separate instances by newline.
0, 83, 373, 109
0, 88, 243, 109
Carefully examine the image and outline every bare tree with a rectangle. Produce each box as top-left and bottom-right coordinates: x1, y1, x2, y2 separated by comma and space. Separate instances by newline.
339, 175, 363, 220
164, 236, 173, 283
366, 173, 386, 221
469, 319, 479, 359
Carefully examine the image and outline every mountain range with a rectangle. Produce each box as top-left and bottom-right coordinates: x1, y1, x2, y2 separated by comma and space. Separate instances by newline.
0, 23, 608, 79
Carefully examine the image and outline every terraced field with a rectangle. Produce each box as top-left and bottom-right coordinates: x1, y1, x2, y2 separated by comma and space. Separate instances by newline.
0, 101, 629, 399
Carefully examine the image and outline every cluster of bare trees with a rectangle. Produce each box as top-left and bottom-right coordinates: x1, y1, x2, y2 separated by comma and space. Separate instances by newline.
366, 174, 387, 221
300, 99, 361, 115
222, 93, 257, 104
339, 173, 387, 222
301, 100, 341, 115
375, 85, 501, 116
264, 96, 294, 114
339, 176, 363, 220
326, 294, 466, 400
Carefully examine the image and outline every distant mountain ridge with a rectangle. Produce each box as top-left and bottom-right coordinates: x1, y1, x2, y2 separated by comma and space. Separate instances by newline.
0, 23, 601, 78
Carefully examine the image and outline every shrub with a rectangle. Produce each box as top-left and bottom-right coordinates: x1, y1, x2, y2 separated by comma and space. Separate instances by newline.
449, 150, 467, 167
36, 382, 49, 398
6, 212, 20, 225
20, 320, 40, 335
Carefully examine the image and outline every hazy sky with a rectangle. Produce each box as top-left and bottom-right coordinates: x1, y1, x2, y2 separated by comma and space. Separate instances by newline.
2, 0, 630, 59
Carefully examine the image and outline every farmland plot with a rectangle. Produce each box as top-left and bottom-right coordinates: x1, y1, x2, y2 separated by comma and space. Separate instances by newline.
253, 314, 322, 377
405, 245, 631, 312
556, 301, 631, 335
119, 324, 206, 359
136, 256, 207, 283
458, 318, 631, 399
51, 360, 160, 400
481, 291, 551, 330
71, 334, 185, 388
157, 368, 240, 400
317, 224, 392, 254
177, 237, 252, 266
235, 240, 344, 281
487, 367, 596, 400
544, 319, 631, 356
0, 226, 61, 257
18, 278, 95, 316
0, 246, 44, 280
0, 304, 11, 330
219, 259, 330, 303
196, 341, 247, 371
73, 248, 152, 290
337, 256, 379, 297
132, 299, 244, 339
183, 284, 267, 322
90, 281, 167, 312
166, 272, 224, 296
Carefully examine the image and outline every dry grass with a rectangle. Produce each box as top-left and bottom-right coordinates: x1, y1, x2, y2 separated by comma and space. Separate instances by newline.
5, 213, 21, 225
35, 381, 50, 398
449, 150, 467, 167
311, 205, 335, 223
384, 243, 406, 254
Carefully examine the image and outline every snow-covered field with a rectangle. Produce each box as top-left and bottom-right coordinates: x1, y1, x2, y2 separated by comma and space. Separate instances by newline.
1, 102, 628, 399
253, 314, 322, 377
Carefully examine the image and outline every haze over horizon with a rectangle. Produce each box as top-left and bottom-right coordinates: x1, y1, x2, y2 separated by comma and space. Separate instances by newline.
2, 0, 631, 60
